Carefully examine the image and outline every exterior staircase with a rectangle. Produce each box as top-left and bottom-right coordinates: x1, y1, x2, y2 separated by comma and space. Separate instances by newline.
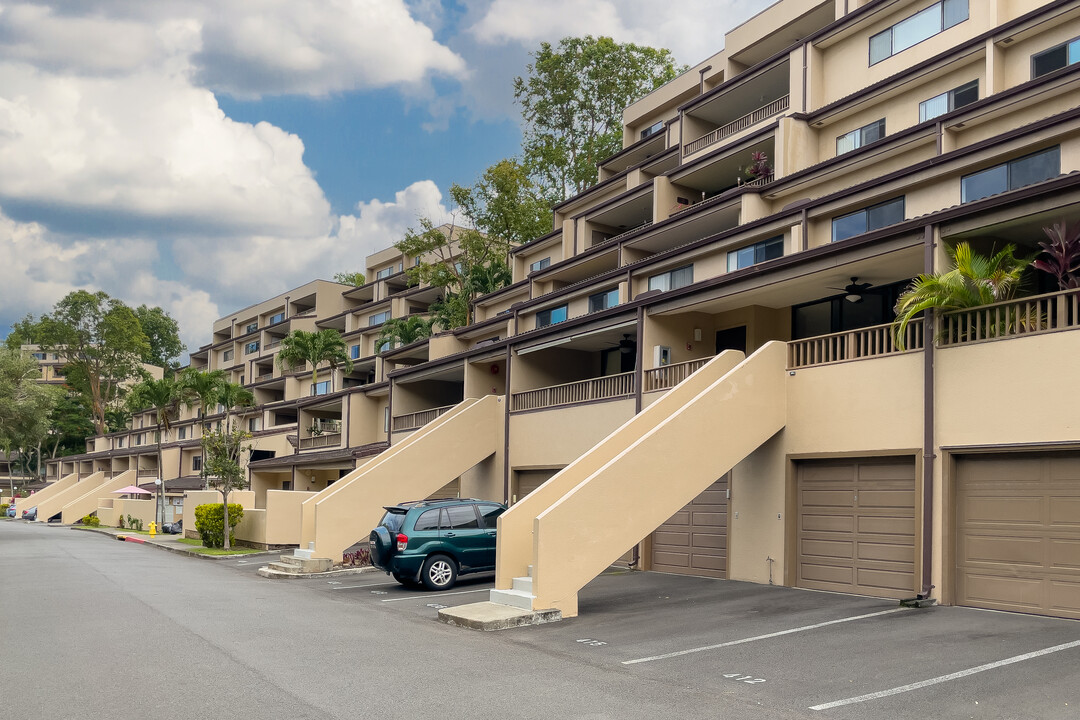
489, 565, 535, 610
259, 543, 333, 577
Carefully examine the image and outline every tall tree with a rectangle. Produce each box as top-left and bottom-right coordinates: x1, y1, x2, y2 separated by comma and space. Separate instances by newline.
35, 291, 150, 436
133, 305, 185, 369
127, 375, 181, 528
450, 159, 551, 245
202, 380, 254, 551
514, 36, 683, 201
277, 329, 353, 394
396, 218, 513, 330
0, 348, 59, 495
333, 271, 366, 286
3, 314, 45, 350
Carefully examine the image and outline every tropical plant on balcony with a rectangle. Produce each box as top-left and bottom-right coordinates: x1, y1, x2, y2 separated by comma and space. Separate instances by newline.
892, 242, 1035, 349
744, 151, 771, 181
376, 315, 435, 349
1032, 220, 1080, 290
276, 329, 353, 392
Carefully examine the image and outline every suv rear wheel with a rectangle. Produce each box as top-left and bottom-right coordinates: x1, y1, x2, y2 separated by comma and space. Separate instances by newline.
421, 554, 458, 590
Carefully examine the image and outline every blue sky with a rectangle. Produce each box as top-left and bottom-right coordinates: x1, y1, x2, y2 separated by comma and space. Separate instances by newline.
0, 0, 770, 353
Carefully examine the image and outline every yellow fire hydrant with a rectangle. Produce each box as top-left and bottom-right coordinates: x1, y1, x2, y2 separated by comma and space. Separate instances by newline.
149, 521, 156, 537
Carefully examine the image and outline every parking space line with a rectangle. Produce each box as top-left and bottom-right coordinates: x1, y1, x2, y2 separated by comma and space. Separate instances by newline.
622, 608, 907, 665
810, 638, 1080, 711
380, 588, 490, 603
330, 581, 397, 590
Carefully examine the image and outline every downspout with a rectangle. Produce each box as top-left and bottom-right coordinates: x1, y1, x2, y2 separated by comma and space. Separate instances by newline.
631, 305, 645, 568
919, 224, 936, 600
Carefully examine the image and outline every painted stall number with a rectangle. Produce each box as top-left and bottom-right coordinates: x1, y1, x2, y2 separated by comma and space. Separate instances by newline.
722, 673, 765, 684
370, 590, 388, 595
427, 603, 448, 610
576, 639, 607, 647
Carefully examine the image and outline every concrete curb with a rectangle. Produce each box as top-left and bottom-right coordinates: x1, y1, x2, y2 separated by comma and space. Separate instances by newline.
256, 565, 376, 579
71, 526, 282, 562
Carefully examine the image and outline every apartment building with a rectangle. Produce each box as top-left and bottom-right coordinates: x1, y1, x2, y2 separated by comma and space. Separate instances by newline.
48, 0, 1080, 620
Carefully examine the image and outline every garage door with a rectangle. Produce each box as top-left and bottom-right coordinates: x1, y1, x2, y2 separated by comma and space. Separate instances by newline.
514, 470, 556, 504
651, 476, 728, 578
427, 478, 460, 500
955, 452, 1080, 619
797, 458, 916, 599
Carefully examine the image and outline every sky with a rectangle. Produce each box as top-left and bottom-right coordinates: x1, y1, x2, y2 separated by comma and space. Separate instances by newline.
0, 0, 771, 355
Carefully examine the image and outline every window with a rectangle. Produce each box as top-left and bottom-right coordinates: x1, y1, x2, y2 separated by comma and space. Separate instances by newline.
478, 504, 505, 528
961, 147, 1060, 204
350, 344, 360, 359
832, 197, 905, 242
268, 311, 285, 325
311, 380, 331, 396
870, 0, 967, 64
383, 406, 390, 433
588, 288, 620, 313
222, 349, 233, 362
249, 417, 261, 432
919, 80, 978, 122
31, 352, 46, 360
178, 426, 187, 440
376, 339, 391, 353
445, 505, 480, 529
244, 341, 259, 355
375, 267, 392, 280
414, 509, 441, 531
369, 311, 390, 326
529, 257, 551, 273
648, 265, 694, 292
245, 322, 258, 333
116, 437, 124, 448
640, 120, 664, 140
192, 455, 202, 472
836, 119, 885, 155
282, 480, 293, 491
536, 305, 568, 328
727, 236, 784, 271
1032, 36, 1080, 78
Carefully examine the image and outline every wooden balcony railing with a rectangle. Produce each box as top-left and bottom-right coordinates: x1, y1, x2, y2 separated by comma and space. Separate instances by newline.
684, 95, 790, 155
298, 433, 341, 450
511, 372, 635, 412
643, 358, 711, 392
137, 468, 158, 477
265, 339, 282, 350
391, 404, 456, 432
939, 289, 1080, 346
254, 372, 274, 382
788, 320, 924, 369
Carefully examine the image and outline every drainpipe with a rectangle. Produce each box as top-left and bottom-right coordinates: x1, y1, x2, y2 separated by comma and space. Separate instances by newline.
919, 224, 936, 600
634, 306, 645, 414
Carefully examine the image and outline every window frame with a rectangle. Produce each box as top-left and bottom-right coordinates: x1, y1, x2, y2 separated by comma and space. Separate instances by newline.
535, 304, 569, 329
529, 257, 551, 273
836, 119, 886, 155
918, 79, 978, 122
960, 146, 1061, 204
727, 236, 784, 272
831, 197, 906, 242
268, 311, 285, 325
1032, 36, 1080, 78
588, 288, 620, 313
311, 380, 331, 396
869, 0, 968, 65
244, 340, 259, 355
369, 311, 390, 326
647, 265, 694, 293
375, 267, 392, 280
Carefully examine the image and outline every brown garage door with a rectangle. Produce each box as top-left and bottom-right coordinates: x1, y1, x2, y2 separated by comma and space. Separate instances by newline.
955, 452, 1080, 620
427, 478, 460, 500
797, 458, 916, 599
651, 476, 728, 578
514, 470, 556, 504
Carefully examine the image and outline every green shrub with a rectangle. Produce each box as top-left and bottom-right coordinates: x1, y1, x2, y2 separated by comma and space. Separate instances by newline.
81, 514, 101, 527
1, 504, 8, 516
194, 503, 244, 548
117, 514, 125, 529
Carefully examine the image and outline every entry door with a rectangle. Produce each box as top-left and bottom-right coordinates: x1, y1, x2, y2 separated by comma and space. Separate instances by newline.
715, 326, 747, 354
797, 458, 916, 599
651, 476, 728, 578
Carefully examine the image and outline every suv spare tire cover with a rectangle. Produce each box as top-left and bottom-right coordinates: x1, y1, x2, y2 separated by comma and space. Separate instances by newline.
370, 526, 394, 567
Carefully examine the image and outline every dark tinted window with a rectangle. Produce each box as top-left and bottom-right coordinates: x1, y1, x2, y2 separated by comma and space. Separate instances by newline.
445, 505, 480, 529
413, 508, 441, 531
1033, 44, 1068, 78
478, 504, 505, 528
379, 510, 406, 533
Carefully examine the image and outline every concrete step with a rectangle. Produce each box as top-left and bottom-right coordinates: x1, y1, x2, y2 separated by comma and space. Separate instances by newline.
511, 575, 533, 594
266, 561, 301, 574
438, 601, 561, 631
489, 586, 535, 610
278, 555, 303, 566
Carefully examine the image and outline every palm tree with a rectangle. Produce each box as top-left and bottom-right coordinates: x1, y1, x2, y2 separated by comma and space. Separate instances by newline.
216, 381, 255, 434
177, 368, 226, 486
127, 374, 181, 529
276, 329, 353, 395
893, 242, 1034, 348
377, 316, 434, 349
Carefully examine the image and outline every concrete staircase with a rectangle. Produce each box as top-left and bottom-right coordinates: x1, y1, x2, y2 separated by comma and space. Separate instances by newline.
259, 542, 333, 577
488, 566, 535, 610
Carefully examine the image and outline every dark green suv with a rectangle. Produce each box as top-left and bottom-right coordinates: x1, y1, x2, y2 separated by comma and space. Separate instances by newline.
369, 498, 506, 590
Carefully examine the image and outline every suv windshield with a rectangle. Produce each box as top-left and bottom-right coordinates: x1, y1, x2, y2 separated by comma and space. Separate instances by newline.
378, 509, 406, 534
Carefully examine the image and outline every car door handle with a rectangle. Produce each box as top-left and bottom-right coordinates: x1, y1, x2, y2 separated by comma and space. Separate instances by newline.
445, 532, 456, 537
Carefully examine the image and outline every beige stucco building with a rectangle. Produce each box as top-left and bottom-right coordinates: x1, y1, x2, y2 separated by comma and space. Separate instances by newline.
48, 0, 1080, 621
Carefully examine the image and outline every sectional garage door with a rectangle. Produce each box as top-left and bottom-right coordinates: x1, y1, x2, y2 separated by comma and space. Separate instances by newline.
514, 470, 556, 504
651, 476, 728, 578
797, 458, 917, 599
955, 452, 1080, 620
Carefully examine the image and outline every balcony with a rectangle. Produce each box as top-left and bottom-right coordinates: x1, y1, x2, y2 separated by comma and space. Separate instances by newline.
265, 339, 282, 350
643, 358, 711, 392
684, 95, 789, 156
938, 289, 1079, 347
254, 372, 274, 383
787, 320, 924, 370
137, 468, 158, 478
391, 404, 456, 432
511, 372, 635, 412
298, 433, 342, 450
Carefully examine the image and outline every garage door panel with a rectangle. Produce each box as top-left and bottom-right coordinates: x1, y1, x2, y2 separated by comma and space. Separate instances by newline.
963, 573, 1044, 609
961, 534, 1045, 566
856, 567, 915, 593
1049, 456, 1080, 480
1050, 497, 1080, 526
858, 489, 915, 509
801, 514, 855, 533
858, 541, 915, 563
664, 510, 691, 526
692, 511, 726, 526
800, 464, 855, 482
697, 489, 727, 504
1050, 538, 1080, 570
691, 532, 726, 550
802, 538, 853, 560
857, 463, 917, 481
652, 477, 728, 579
653, 551, 690, 568
962, 496, 1042, 525
801, 489, 855, 508
856, 515, 914, 536
1049, 581, 1080, 617
801, 563, 853, 586
653, 530, 690, 546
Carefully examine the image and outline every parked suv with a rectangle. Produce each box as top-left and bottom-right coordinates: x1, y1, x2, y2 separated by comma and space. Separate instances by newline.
369, 498, 506, 590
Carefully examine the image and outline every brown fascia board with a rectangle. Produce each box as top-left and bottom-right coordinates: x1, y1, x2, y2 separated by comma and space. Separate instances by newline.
567, 180, 655, 223
509, 229, 562, 255
474, 278, 530, 304
380, 336, 431, 359
596, 129, 669, 170
552, 146, 679, 214
452, 313, 509, 337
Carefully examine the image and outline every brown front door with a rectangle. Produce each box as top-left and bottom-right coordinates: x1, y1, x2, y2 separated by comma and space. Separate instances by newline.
651, 476, 729, 578
796, 458, 916, 599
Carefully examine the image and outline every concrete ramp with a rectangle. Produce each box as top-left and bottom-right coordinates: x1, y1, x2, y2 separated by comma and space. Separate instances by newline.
61, 470, 139, 524
493, 342, 787, 617
15, 473, 78, 517
303, 395, 503, 562
32, 472, 106, 522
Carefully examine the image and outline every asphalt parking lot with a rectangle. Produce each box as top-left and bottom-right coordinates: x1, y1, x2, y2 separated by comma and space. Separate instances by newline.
249, 561, 1079, 719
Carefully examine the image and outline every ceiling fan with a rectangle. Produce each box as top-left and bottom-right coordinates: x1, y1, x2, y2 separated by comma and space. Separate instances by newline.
607, 333, 637, 354
828, 277, 873, 303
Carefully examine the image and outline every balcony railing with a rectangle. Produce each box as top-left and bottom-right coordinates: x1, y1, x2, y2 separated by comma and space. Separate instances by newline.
391, 404, 456, 432
643, 358, 711, 392
137, 468, 158, 477
511, 371, 635, 412
684, 95, 790, 155
788, 320, 924, 370
265, 339, 282, 350
254, 372, 274, 382
299, 433, 342, 450
939, 288, 1080, 346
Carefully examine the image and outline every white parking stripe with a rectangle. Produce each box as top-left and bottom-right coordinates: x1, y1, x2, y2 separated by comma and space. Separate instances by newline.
810, 638, 1080, 711
380, 588, 490, 602
622, 608, 907, 665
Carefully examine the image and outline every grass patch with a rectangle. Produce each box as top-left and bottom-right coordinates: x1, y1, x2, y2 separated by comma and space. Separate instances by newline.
175, 537, 263, 555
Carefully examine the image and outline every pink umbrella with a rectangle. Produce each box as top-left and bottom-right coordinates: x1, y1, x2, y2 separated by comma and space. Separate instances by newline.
112, 485, 153, 495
